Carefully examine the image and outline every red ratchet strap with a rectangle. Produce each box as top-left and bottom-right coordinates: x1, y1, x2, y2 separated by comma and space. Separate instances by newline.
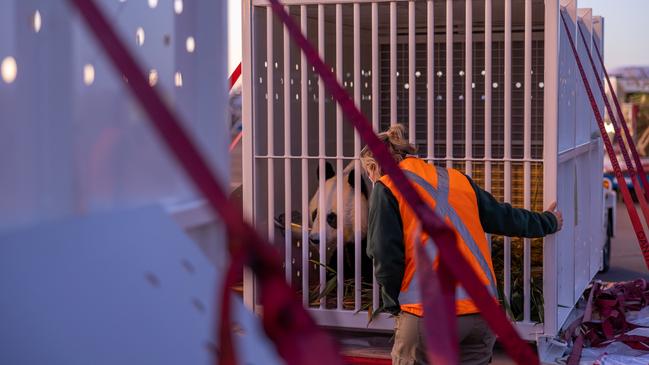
592, 40, 649, 203
566, 280, 649, 353
575, 21, 649, 232
68, 1, 344, 365
560, 10, 649, 270
267, 1, 539, 364
414, 226, 459, 364
229, 63, 243, 152
229, 62, 242, 89
566, 282, 599, 365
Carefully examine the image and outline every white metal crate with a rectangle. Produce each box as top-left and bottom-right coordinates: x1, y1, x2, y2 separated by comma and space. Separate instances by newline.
241, 0, 605, 340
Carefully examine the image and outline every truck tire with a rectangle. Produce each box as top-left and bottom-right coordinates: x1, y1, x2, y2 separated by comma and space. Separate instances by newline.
601, 235, 611, 273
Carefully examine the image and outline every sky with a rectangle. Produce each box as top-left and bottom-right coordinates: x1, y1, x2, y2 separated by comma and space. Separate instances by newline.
226, 0, 649, 75
579, 0, 649, 70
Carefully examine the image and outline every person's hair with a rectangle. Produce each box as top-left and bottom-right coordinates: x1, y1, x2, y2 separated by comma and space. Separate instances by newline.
360, 124, 417, 180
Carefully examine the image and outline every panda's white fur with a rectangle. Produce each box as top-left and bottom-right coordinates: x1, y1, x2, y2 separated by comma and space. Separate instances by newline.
308, 161, 370, 261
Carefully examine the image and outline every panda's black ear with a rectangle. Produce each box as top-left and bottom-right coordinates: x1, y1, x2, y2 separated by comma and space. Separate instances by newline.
317, 161, 335, 181
347, 169, 369, 198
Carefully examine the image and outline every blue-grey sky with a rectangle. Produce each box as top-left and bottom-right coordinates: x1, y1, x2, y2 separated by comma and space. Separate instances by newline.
226, 0, 649, 74
572, 0, 648, 70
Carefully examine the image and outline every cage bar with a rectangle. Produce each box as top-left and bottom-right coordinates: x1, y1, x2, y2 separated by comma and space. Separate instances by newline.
283, 5, 292, 285
503, 0, 512, 305
485, 0, 492, 192
300, 5, 309, 306
353, 2, 362, 311
446, 0, 453, 168
336, 3, 344, 309
523, 0, 533, 323
390, 2, 397, 126
465, 0, 473, 176
408, 1, 416, 144
427, 1, 434, 162
318, 4, 326, 309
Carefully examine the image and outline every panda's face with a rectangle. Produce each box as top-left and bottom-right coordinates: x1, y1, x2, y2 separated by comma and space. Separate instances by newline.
308, 162, 369, 259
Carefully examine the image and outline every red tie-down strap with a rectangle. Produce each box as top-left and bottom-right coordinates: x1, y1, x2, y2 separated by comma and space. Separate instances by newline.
229, 63, 242, 90
574, 20, 649, 238
591, 38, 649, 204
559, 9, 649, 271
565, 280, 649, 360
265, 1, 539, 364
67, 1, 344, 365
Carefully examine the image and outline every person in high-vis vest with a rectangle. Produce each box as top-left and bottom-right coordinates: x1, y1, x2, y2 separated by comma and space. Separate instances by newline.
360, 125, 563, 365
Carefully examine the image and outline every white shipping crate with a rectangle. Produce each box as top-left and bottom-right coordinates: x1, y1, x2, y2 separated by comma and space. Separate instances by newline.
242, 0, 607, 340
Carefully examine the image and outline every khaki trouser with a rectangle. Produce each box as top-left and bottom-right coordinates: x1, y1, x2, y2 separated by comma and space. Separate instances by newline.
391, 312, 497, 365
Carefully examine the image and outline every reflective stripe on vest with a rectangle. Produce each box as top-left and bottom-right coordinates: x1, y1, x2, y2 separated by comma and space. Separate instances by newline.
398, 167, 497, 305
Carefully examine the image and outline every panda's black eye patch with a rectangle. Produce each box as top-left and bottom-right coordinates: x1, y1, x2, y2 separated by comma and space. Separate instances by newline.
326, 212, 337, 229
311, 209, 318, 222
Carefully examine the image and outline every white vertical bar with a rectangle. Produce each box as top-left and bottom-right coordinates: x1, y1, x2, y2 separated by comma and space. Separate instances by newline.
484, 0, 492, 192
446, 0, 453, 168
371, 4, 379, 132
354, 2, 362, 311
267, 8, 275, 244
242, 0, 256, 309
371, 2, 380, 310
503, 0, 512, 307
390, 2, 397, 126
300, 5, 309, 306
523, 0, 532, 323
283, 5, 292, 285
427, 1, 434, 162
318, 4, 326, 309
335, 3, 344, 310
543, 0, 559, 336
408, 1, 416, 144
465, 0, 473, 175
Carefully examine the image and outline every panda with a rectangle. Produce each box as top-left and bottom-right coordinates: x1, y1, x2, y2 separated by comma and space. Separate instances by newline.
308, 161, 374, 284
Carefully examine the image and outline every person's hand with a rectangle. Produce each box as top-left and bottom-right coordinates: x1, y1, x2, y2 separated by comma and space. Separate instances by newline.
546, 201, 563, 231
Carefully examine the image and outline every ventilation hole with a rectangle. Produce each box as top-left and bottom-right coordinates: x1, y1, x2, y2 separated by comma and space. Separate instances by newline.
186, 36, 196, 53
174, 0, 183, 14
181, 258, 195, 273
33, 10, 42, 33
148, 69, 158, 86
144, 272, 160, 288
148, 0, 158, 8
83, 64, 95, 86
136, 27, 145, 46
174, 71, 183, 87
1, 57, 17, 84
192, 298, 206, 314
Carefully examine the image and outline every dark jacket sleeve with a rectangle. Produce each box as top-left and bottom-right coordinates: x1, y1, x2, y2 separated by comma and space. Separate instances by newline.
367, 182, 404, 315
466, 175, 559, 238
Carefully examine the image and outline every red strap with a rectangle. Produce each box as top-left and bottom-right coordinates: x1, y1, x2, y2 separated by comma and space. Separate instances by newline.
567, 282, 599, 365
592, 39, 649, 203
266, 1, 539, 364
67, 2, 344, 365
229, 131, 243, 152
229, 63, 242, 89
575, 21, 649, 232
415, 239, 458, 364
560, 10, 649, 270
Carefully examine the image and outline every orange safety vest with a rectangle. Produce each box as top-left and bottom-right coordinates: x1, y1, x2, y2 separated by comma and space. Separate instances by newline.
379, 157, 498, 316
